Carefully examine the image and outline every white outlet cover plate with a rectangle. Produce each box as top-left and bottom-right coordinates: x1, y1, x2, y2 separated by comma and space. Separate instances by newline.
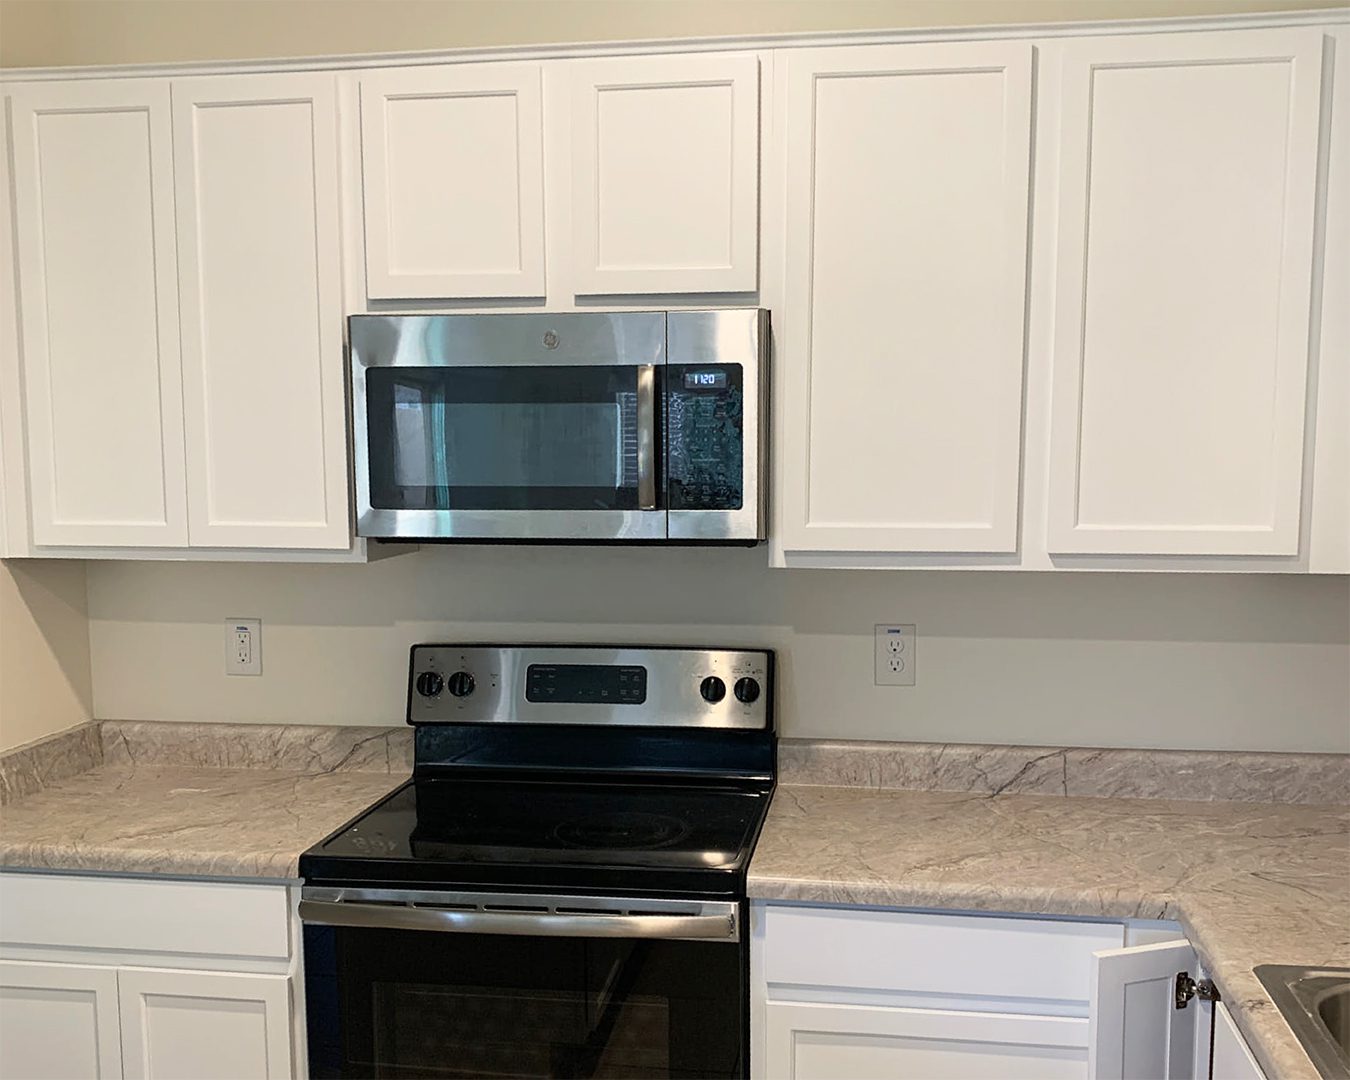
875, 624, 916, 686
226, 617, 262, 676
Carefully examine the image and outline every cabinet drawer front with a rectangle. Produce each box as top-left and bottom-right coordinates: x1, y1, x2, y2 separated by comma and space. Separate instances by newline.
0, 875, 290, 961
762, 905, 1122, 1005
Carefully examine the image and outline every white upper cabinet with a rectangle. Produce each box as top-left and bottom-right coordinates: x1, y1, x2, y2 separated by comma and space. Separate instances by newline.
569, 52, 760, 295
1046, 29, 1325, 556
9, 79, 189, 548
358, 63, 546, 299
777, 42, 1034, 554
172, 73, 350, 549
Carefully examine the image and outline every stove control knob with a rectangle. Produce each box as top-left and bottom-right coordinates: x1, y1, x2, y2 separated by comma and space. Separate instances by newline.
414, 671, 444, 698
734, 677, 761, 704
446, 670, 476, 698
699, 675, 726, 704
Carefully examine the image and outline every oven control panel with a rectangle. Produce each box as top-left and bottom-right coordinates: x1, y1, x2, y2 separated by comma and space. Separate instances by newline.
407, 645, 771, 730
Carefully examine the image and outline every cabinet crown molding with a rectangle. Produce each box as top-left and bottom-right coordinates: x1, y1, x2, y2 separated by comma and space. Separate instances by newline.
0, 8, 1345, 82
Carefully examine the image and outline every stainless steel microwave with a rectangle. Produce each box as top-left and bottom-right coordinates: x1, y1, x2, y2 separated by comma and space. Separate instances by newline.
349, 310, 767, 543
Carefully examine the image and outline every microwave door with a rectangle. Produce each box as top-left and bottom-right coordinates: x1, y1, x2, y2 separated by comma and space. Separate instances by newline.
353, 313, 667, 541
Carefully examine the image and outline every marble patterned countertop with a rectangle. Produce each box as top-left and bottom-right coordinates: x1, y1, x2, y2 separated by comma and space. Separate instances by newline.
749, 782, 1350, 1080
3, 723, 1346, 1077
0, 721, 410, 878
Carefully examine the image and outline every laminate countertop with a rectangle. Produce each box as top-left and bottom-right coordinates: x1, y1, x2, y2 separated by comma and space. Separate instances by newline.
0, 721, 410, 879
747, 783, 1350, 1080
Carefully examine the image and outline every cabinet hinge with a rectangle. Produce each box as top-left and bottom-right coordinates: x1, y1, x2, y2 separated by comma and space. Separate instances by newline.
1175, 971, 1221, 1009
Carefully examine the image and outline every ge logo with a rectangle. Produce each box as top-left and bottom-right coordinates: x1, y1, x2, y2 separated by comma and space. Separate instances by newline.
543, 330, 560, 350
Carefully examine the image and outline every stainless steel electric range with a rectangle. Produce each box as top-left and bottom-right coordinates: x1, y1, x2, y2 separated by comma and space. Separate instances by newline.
299, 644, 776, 1079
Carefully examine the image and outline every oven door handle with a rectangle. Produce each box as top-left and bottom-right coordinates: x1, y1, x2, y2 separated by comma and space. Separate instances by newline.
298, 899, 738, 942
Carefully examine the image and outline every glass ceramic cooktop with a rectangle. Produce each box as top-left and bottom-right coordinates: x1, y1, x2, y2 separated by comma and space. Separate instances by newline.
315, 778, 770, 873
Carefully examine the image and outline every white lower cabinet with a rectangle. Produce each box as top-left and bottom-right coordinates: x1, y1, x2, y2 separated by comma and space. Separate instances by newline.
118, 968, 292, 1080
0, 874, 298, 1080
1211, 1001, 1267, 1080
754, 902, 1234, 1080
0, 961, 124, 1079
765, 1001, 1088, 1079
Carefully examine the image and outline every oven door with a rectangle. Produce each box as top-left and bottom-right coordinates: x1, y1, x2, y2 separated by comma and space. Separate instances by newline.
300, 888, 747, 1079
351, 313, 667, 541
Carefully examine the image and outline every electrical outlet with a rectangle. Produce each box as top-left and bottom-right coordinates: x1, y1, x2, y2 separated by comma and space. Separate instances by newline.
226, 618, 262, 676
874, 624, 916, 686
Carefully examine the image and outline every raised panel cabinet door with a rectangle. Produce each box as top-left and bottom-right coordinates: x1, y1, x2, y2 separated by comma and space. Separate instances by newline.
172, 73, 350, 549
9, 79, 189, 548
359, 63, 545, 299
0, 960, 123, 1079
779, 43, 1033, 553
1088, 940, 1199, 1080
118, 968, 292, 1080
764, 1001, 1089, 1080
1047, 29, 1324, 556
570, 52, 760, 295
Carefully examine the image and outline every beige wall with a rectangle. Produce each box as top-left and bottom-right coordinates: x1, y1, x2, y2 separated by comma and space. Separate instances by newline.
0, 560, 92, 751
86, 551, 1350, 752
1, 0, 1346, 68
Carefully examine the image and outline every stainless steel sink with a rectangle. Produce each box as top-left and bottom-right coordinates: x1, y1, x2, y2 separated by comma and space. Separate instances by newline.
1256, 966, 1350, 1079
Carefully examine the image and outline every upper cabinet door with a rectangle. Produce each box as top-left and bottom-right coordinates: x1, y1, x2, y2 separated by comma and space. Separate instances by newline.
1047, 30, 1324, 556
9, 79, 188, 548
570, 52, 760, 295
358, 63, 546, 299
779, 42, 1034, 554
172, 73, 350, 549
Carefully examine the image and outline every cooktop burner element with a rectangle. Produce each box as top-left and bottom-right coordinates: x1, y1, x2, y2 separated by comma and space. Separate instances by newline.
552, 811, 691, 850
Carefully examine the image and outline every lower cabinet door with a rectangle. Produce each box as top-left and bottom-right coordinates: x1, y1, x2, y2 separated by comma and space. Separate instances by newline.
1088, 940, 1199, 1080
0, 960, 124, 1079
1211, 1002, 1266, 1080
117, 968, 292, 1080
764, 1001, 1089, 1079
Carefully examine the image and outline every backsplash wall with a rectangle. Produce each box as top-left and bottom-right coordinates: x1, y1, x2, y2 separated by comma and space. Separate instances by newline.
84, 547, 1350, 752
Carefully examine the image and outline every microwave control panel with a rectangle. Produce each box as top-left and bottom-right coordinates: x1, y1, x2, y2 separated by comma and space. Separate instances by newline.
666, 364, 744, 511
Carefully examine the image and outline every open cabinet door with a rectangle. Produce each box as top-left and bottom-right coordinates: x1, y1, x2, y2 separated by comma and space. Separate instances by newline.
1089, 940, 1201, 1080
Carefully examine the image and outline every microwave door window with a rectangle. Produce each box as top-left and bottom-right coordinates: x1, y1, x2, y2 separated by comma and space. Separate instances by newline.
367, 367, 647, 512
392, 385, 449, 508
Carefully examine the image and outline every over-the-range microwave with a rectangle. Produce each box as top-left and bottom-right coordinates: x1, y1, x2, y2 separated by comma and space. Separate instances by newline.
349, 310, 768, 543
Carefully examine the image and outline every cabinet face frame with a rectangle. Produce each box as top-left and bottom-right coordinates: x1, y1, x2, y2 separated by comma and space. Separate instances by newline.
171, 73, 351, 550
358, 62, 546, 299
9, 78, 189, 548
570, 52, 761, 295
776, 41, 1035, 555
1046, 29, 1325, 557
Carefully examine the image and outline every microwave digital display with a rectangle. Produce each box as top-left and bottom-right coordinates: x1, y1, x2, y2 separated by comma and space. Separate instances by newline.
684, 371, 728, 390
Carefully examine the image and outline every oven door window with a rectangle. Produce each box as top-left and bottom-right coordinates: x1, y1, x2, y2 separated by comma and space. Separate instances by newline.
365, 366, 651, 512
304, 925, 744, 1079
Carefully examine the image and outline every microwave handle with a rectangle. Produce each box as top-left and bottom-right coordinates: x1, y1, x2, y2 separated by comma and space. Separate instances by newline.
636, 364, 658, 510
